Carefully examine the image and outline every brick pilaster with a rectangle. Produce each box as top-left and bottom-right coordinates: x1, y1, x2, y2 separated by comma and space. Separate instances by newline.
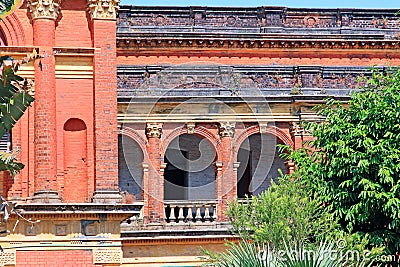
88, 0, 122, 203
27, 0, 62, 202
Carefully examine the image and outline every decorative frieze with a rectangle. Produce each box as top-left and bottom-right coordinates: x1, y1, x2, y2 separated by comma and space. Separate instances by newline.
87, 0, 120, 20
26, 0, 61, 20
93, 249, 122, 264
218, 121, 236, 138
0, 251, 16, 266
145, 122, 163, 138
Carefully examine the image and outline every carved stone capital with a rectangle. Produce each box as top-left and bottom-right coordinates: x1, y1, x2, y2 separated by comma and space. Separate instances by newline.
87, 0, 119, 20
146, 122, 163, 138
27, 0, 62, 20
218, 121, 236, 138
215, 161, 223, 172
290, 121, 312, 136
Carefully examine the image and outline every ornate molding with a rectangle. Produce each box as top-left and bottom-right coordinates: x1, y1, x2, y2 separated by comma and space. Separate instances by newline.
218, 121, 236, 138
117, 36, 400, 51
146, 122, 163, 138
259, 122, 269, 134
93, 249, 122, 264
26, 0, 61, 20
87, 0, 120, 20
186, 122, 196, 134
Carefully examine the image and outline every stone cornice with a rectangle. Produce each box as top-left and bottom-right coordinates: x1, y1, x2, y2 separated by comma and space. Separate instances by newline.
87, 0, 120, 20
14, 203, 143, 214
117, 36, 400, 51
26, 0, 61, 20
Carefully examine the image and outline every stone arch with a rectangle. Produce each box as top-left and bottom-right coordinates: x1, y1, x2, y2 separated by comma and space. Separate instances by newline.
0, 13, 26, 46
63, 118, 88, 202
162, 125, 222, 161
119, 126, 148, 159
234, 124, 294, 159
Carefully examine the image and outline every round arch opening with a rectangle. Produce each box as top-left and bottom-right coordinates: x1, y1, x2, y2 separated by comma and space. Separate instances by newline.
164, 134, 216, 201
118, 134, 144, 201
237, 133, 287, 198
63, 118, 88, 202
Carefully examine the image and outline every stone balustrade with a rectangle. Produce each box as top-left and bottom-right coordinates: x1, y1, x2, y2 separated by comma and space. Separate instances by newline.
164, 200, 217, 223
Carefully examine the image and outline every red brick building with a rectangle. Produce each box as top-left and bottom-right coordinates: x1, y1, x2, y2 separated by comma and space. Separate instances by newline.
0, 1, 399, 266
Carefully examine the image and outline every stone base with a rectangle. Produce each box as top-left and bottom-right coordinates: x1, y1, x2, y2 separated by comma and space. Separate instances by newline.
92, 190, 123, 204
31, 190, 61, 203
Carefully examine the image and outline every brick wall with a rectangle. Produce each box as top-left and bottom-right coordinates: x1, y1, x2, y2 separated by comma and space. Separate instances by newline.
55, 0, 92, 47
56, 79, 94, 201
16, 250, 96, 267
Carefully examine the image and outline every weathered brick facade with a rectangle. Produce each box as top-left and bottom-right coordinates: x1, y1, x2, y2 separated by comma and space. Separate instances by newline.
0, 2, 398, 266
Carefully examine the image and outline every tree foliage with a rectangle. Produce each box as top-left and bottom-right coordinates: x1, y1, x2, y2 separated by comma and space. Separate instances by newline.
0, 54, 36, 175
203, 240, 373, 267
283, 68, 400, 254
227, 176, 337, 250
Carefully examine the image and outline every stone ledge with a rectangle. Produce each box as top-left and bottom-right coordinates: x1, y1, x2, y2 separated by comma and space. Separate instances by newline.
14, 203, 143, 215
122, 255, 205, 266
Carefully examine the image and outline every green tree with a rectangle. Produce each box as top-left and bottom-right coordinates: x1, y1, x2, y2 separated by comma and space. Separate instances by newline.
227, 176, 337, 250
283, 68, 400, 254
0, 54, 36, 175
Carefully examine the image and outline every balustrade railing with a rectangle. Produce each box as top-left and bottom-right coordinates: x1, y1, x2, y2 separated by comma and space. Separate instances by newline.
164, 200, 217, 223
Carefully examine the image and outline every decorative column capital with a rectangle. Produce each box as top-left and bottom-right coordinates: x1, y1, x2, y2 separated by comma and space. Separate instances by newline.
26, 0, 62, 20
87, 0, 120, 20
218, 121, 236, 138
146, 122, 163, 138
290, 121, 303, 136
290, 121, 312, 136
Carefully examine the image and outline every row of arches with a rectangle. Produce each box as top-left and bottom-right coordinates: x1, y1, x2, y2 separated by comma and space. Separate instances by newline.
118, 126, 290, 201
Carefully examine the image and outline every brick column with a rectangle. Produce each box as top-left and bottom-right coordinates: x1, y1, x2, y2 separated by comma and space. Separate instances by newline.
144, 122, 164, 223
217, 121, 236, 222
27, 0, 61, 202
88, 0, 122, 203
